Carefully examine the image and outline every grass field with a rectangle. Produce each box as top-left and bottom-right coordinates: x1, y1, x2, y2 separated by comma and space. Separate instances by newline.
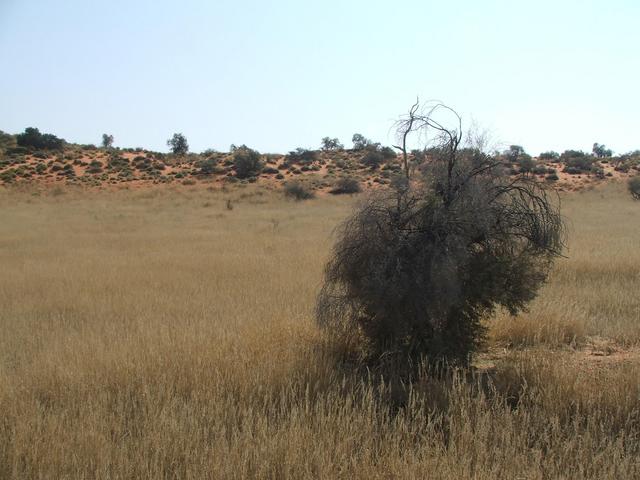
1, 183, 639, 479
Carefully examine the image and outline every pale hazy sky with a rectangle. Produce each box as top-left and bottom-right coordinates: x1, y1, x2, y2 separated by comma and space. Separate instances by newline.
1, 0, 638, 155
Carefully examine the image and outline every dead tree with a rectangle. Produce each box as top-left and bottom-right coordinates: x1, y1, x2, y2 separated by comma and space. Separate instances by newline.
317, 100, 565, 366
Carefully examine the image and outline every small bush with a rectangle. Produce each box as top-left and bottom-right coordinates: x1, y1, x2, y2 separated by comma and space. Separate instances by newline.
86, 160, 103, 174
517, 155, 535, 173
329, 177, 360, 194
628, 176, 640, 200
361, 150, 384, 170
533, 165, 548, 175
561, 150, 595, 174
284, 181, 315, 200
198, 158, 218, 175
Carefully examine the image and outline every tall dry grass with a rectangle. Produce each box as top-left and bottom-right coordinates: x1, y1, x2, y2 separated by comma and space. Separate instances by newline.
0, 183, 639, 479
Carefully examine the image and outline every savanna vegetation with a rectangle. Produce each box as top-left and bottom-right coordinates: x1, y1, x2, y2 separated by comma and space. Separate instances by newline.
0, 182, 639, 479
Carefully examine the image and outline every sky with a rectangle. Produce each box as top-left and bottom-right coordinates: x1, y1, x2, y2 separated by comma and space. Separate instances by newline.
0, 0, 638, 155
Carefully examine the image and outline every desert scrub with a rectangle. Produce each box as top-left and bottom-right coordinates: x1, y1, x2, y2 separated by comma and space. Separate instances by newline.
284, 181, 315, 200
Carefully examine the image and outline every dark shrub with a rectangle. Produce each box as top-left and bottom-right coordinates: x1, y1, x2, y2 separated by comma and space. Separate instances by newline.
262, 166, 279, 175
108, 155, 129, 171
233, 146, 262, 178
361, 150, 384, 169
86, 160, 103, 174
517, 155, 535, 173
285, 148, 318, 166
317, 102, 565, 367
329, 177, 360, 194
533, 165, 548, 175
561, 151, 594, 174
0, 169, 16, 183
16, 127, 64, 150
284, 181, 315, 200
539, 151, 559, 161
198, 157, 218, 175
629, 176, 640, 200
7, 146, 28, 155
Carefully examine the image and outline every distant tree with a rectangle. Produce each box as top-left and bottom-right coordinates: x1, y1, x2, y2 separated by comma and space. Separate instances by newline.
352, 133, 372, 151
517, 154, 536, 173
539, 151, 560, 161
285, 148, 318, 166
233, 145, 262, 178
321, 137, 344, 151
504, 145, 525, 163
101, 134, 114, 149
167, 133, 189, 155
16, 127, 64, 150
592, 143, 613, 158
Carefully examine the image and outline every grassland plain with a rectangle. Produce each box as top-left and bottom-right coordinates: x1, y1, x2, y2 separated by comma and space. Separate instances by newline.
0, 183, 639, 479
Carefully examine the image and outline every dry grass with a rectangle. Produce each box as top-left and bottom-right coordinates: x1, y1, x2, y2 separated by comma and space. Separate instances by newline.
0, 183, 639, 479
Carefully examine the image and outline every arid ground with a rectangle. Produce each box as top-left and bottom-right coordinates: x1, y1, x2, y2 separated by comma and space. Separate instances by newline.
0, 182, 639, 479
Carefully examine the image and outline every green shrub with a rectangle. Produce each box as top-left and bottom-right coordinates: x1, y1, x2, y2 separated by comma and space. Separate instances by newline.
198, 158, 218, 175
539, 151, 559, 161
361, 150, 384, 169
329, 177, 360, 194
284, 181, 315, 200
285, 148, 317, 166
0, 169, 16, 183
561, 151, 594, 174
7, 146, 28, 156
16, 127, 64, 150
233, 146, 262, 179
517, 155, 535, 173
86, 160, 103, 174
